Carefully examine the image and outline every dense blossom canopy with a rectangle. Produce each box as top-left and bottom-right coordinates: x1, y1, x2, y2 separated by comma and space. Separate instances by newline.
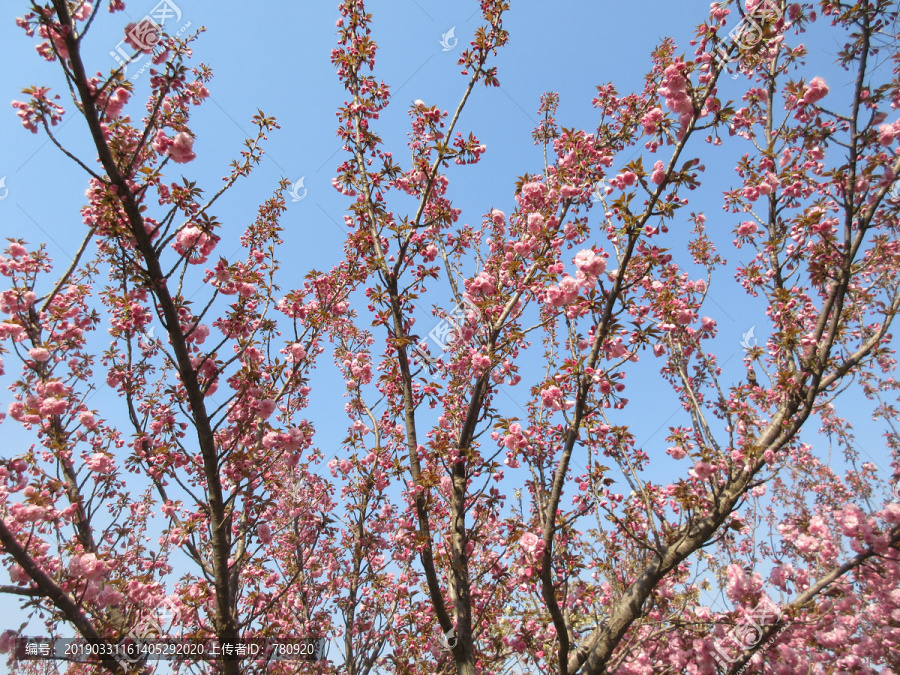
1, 1, 899, 674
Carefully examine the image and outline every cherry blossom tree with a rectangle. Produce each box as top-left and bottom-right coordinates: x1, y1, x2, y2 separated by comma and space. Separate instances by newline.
2, 1, 346, 673
2, 0, 899, 674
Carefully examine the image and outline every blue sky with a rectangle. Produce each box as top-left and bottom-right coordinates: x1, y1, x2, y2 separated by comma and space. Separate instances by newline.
0, 0, 896, 669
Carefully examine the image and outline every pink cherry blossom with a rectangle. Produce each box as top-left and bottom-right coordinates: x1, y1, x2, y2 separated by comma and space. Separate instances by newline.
290, 343, 307, 361
573, 249, 607, 278
173, 225, 216, 263
104, 87, 130, 119
519, 531, 545, 560
559, 185, 581, 199
641, 106, 664, 135
78, 410, 98, 429
540, 385, 564, 411
187, 323, 210, 344
28, 347, 50, 362
527, 212, 545, 233
41, 396, 67, 415
657, 62, 693, 115
123, 19, 158, 54
737, 220, 758, 236
2, 3, 898, 673
803, 76, 829, 105
0, 322, 25, 340
152, 130, 171, 155
86, 453, 115, 474
97, 585, 123, 608
676, 308, 694, 325
667, 446, 687, 460
0, 630, 15, 654
690, 461, 715, 480
167, 131, 196, 164
422, 244, 438, 261
69, 553, 107, 581
877, 121, 898, 145
258, 523, 273, 545
256, 398, 276, 419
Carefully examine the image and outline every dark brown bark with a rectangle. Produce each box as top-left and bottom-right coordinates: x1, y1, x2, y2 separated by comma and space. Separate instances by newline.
51, 4, 240, 673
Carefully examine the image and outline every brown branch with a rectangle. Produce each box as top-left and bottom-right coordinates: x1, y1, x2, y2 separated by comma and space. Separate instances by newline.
548, 90, 711, 675
0, 520, 125, 675
52, 4, 240, 673
0, 584, 41, 597
726, 526, 900, 674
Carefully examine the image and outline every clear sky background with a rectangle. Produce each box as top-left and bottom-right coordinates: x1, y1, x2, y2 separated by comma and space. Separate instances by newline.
0, 0, 896, 671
